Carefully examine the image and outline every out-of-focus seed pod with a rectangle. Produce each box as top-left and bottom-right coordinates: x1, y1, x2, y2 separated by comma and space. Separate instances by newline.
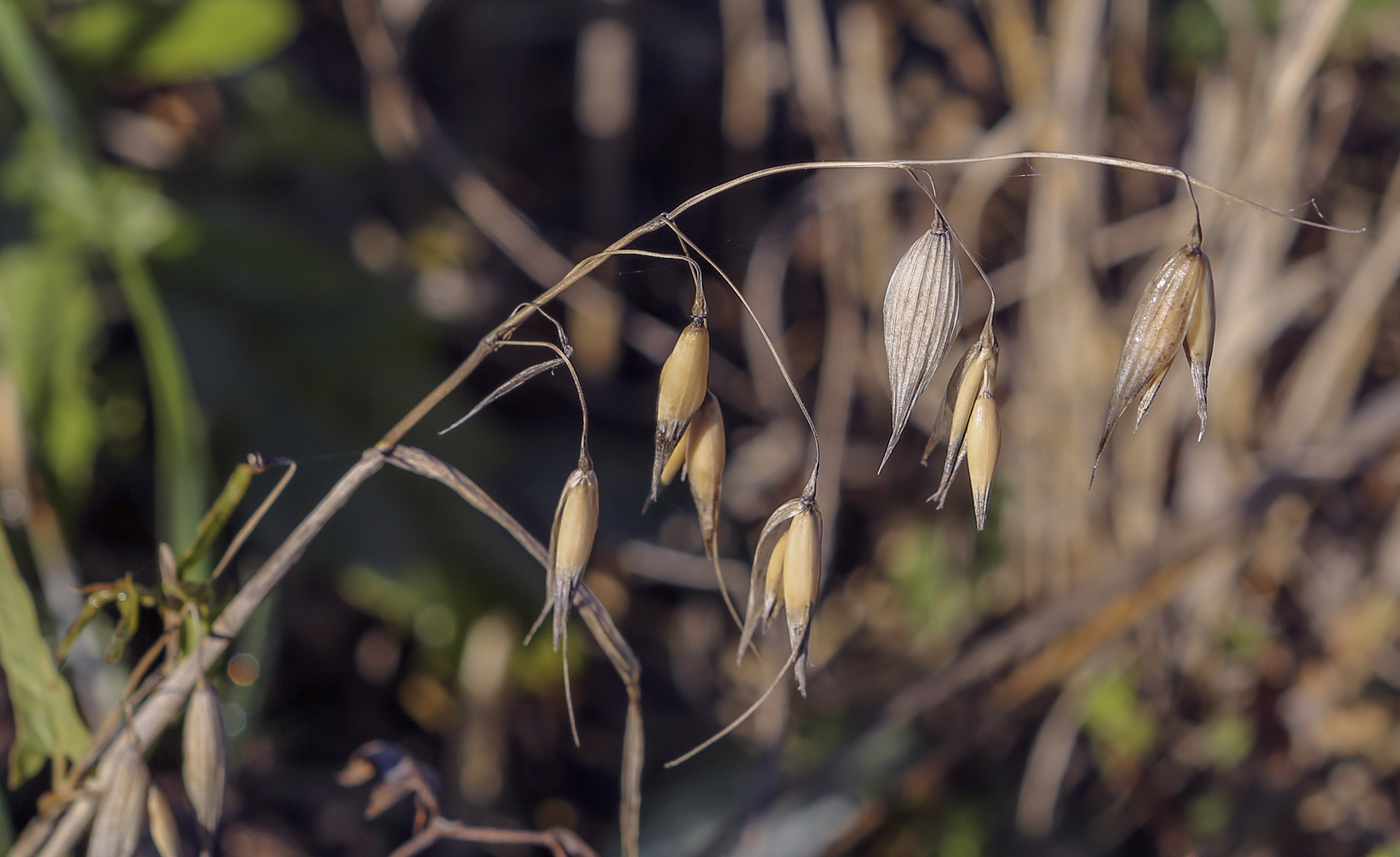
1183, 251, 1215, 441
1096, 235, 1213, 476
659, 424, 690, 487
780, 506, 822, 696
927, 322, 998, 507
737, 497, 806, 662
685, 392, 725, 557
965, 392, 1001, 531
147, 784, 180, 857
183, 675, 227, 838
882, 209, 963, 470
89, 733, 148, 857
547, 460, 600, 650
651, 319, 710, 503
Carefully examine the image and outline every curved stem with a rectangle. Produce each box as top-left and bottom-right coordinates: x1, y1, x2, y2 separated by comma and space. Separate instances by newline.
663, 643, 801, 767
664, 153, 1360, 234
498, 341, 590, 461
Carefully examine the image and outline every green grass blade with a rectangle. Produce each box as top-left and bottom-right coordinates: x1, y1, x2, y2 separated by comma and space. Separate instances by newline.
0, 528, 91, 787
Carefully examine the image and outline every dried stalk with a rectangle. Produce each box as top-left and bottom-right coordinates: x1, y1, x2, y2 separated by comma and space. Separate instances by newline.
382, 446, 643, 856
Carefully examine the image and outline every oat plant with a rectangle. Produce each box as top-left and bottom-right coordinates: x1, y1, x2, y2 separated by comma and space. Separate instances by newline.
8, 151, 1354, 857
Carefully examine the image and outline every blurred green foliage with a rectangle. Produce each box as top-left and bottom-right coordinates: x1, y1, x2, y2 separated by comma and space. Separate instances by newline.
1082, 667, 1157, 773
0, 530, 90, 787
59, 0, 299, 82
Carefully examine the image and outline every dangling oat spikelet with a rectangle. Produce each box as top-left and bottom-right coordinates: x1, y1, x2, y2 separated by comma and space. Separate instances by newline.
736, 496, 822, 694
146, 785, 180, 857
650, 313, 710, 505
965, 391, 1001, 531
737, 497, 808, 661
1183, 252, 1216, 440
89, 732, 148, 857
1095, 229, 1214, 478
685, 393, 725, 556
780, 506, 821, 695
183, 674, 227, 838
669, 495, 822, 767
536, 455, 600, 651
882, 208, 963, 470
926, 318, 998, 508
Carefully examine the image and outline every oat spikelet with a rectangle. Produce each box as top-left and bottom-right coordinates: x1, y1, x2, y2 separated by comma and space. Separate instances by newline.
545, 458, 600, 651
685, 392, 725, 558
736, 496, 822, 694
147, 785, 180, 857
882, 209, 963, 471
183, 674, 227, 837
659, 424, 690, 487
650, 318, 709, 504
737, 497, 807, 662
927, 320, 998, 508
966, 392, 1001, 531
780, 506, 821, 696
1095, 234, 1213, 477
1183, 251, 1216, 440
685, 392, 742, 630
761, 530, 788, 629
89, 733, 148, 857
670, 496, 822, 767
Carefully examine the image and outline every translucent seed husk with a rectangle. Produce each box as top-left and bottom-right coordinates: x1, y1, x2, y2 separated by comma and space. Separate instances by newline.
966, 392, 1001, 531
547, 463, 600, 650
761, 530, 789, 628
781, 507, 822, 696
929, 324, 998, 507
147, 784, 180, 857
1096, 239, 1212, 473
737, 497, 807, 663
882, 209, 963, 470
685, 392, 725, 557
183, 674, 227, 836
651, 320, 710, 503
89, 734, 148, 857
659, 424, 690, 487
1183, 252, 1216, 440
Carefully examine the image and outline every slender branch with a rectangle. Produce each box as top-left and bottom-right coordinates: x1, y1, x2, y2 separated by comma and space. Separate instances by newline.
386, 817, 597, 857
14, 451, 387, 857
662, 154, 1360, 233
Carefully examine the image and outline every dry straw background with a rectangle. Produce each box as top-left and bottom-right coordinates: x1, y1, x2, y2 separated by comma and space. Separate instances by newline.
4, 0, 1400, 855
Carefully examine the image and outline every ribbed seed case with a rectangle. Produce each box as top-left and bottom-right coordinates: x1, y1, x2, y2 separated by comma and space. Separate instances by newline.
89, 734, 148, 857
883, 209, 963, 469
183, 674, 228, 836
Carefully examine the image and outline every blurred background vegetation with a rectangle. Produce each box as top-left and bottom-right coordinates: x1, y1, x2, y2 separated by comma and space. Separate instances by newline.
2, 0, 1400, 854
